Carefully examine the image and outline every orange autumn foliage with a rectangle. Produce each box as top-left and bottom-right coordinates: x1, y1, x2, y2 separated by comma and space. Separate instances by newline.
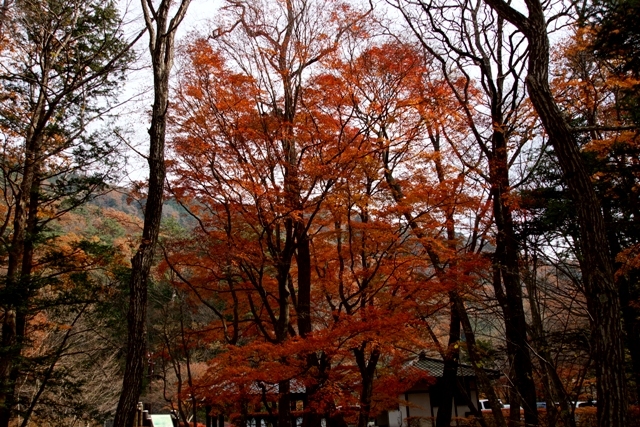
163, 22, 490, 425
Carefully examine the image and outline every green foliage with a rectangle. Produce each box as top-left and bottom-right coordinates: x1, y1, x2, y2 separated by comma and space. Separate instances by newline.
591, 0, 640, 124
471, 339, 500, 367
592, 0, 640, 77
518, 146, 580, 244
0, 1, 136, 414
0, 0, 133, 214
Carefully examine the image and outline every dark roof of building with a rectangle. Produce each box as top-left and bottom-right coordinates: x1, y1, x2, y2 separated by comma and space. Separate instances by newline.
249, 379, 306, 394
408, 356, 501, 379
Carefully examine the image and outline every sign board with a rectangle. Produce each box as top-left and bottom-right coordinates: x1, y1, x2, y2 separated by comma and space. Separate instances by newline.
150, 414, 175, 427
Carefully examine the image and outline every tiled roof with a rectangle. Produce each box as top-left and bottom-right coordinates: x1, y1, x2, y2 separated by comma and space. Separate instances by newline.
249, 379, 306, 394
408, 356, 501, 379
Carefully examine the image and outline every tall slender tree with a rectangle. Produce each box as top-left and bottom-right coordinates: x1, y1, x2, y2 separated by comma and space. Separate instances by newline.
393, 0, 544, 423
113, 1, 191, 426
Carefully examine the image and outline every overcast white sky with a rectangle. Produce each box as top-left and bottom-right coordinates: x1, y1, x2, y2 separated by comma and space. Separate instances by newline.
113, 0, 567, 185
114, 0, 222, 183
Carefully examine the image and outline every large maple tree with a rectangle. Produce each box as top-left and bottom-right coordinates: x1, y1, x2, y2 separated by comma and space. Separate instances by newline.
165, 22, 502, 426
164, 1, 376, 425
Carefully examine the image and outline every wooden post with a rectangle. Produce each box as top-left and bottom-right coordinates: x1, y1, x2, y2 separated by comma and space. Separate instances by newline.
136, 402, 143, 427
205, 406, 212, 427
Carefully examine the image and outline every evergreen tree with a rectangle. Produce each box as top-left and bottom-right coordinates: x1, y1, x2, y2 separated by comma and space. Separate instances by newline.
0, 1, 136, 425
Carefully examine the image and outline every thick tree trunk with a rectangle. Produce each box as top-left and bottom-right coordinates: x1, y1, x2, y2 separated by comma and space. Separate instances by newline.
0, 163, 42, 427
482, 1, 628, 425
0, 310, 24, 427
278, 380, 292, 427
2, 176, 43, 427
0, 104, 43, 427
113, 58, 168, 427
481, 18, 537, 421
296, 224, 312, 337
603, 200, 640, 403
524, 18, 626, 427
620, 274, 640, 402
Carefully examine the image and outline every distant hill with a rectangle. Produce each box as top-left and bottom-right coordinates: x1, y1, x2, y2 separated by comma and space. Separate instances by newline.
89, 188, 195, 228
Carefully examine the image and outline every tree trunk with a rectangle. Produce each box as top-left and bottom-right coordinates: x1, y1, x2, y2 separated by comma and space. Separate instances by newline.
296, 223, 312, 337
113, 1, 191, 426
482, 1, 628, 426
524, 250, 576, 427
451, 292, 507, 427
435, 307, 461, 427
603, 199, 640, 403
489, 110, 538, 427
524, 15, 626, 427
5, 175, 42, 427
0, 99, 44, 427
113, 61, 167, 427
303, 352, 331, 427
620, 274, 640, 402
382, 142, 506, 427
354, 344, 380, 427
278, 380, 292, 427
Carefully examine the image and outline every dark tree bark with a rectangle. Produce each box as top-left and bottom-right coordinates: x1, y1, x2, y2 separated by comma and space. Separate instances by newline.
619, 273, 640, 403
382, 137, 505, 427
0, 73, 46, 427
435, 307, 460, 427
354, 344, 380, 427
602, 198, 640, 403
0, 174, 42, 427
482, 1, 628, 426
0, 127, 39, 427
429, 130, 463, 427
278, 380, 292, 427
113, 1, 191, 426
487, 57, 538, 427
296, 224, 312, 337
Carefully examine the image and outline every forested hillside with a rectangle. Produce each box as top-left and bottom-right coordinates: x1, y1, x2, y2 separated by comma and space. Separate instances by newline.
0, 0, 638, 426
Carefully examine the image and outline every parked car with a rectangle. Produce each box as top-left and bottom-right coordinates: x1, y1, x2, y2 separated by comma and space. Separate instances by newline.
478, 399, 509, 412
574, 400, 596, 408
